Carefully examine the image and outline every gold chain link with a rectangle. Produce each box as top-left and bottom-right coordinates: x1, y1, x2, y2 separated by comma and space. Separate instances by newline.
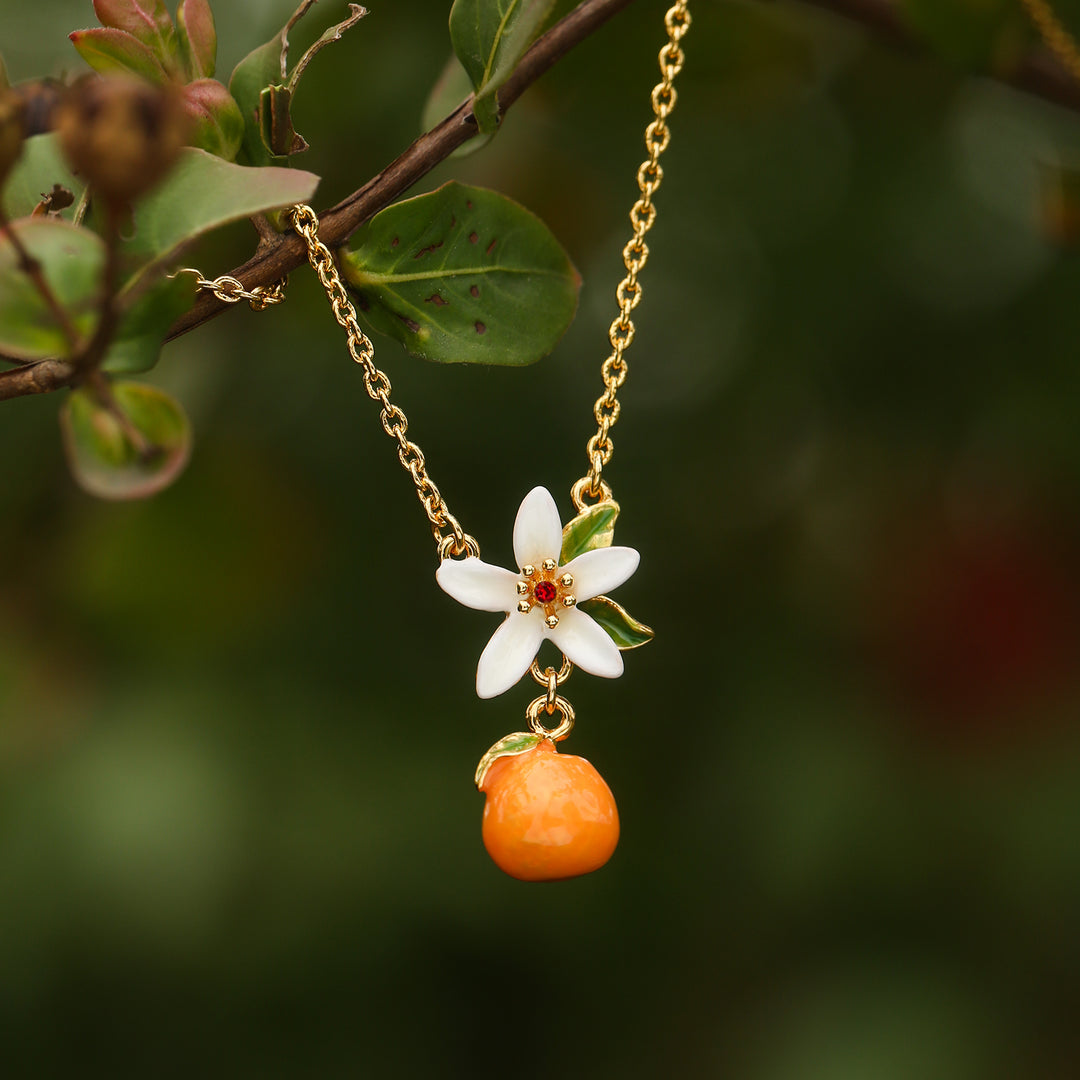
173, 268, 287, 310
1020, 0, 1080, 83
572, 0, 692, 511
287, 203, 478, 556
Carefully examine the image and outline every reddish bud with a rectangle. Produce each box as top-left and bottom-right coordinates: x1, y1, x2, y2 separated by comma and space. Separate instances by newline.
182, 79, 242, 160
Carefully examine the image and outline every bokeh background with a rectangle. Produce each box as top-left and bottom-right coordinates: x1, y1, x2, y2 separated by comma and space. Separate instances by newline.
3, 0, 1080, 1075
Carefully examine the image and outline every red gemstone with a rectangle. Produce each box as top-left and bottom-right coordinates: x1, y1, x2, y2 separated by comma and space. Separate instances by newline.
534, 580, 558, 604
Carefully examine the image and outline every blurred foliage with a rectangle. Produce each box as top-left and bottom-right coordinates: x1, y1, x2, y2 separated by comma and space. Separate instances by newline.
2, 0, 1080, 1076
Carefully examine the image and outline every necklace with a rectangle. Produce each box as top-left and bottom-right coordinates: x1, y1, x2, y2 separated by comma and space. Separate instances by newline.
196, 0, 691, 882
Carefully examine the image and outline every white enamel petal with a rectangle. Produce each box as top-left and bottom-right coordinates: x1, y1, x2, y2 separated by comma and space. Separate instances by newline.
436, 557, 519, 612
548, 607, 624, 679
512, 486, 563, 570
476, 612, 545, 699
562, 546, 640, 602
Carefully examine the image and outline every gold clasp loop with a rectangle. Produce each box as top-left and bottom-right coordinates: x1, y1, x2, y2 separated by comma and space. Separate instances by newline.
437, 533, 480, 561
570, 475, 614, 512
526, 694, 575, 742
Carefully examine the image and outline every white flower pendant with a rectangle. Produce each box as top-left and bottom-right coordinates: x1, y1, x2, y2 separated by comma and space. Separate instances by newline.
436, 486, 643, 698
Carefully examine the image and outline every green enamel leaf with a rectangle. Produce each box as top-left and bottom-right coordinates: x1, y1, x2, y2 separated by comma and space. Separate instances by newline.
579, 596, 654, 650
561, 500, 620, 564
449, 0, 555, 134
340, 181, 579, 365
117, 148, 318, 281
2, 133, 85, 220
60, 380, 191, 499
474, 731, 541, 789
0, 218, 104, 360
103, 273, 197, 374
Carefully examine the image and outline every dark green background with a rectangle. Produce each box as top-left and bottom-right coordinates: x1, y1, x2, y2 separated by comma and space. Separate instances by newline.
2, 1, 1079, 1075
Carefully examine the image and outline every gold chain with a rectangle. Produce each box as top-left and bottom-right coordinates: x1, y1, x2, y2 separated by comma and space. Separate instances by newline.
173, 268, 288, 310
572, 0, 691, 511
1021, 0, 1080, 82
287, 203, 478, 556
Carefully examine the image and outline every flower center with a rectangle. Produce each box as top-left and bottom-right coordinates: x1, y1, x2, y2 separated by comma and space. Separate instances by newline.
534, 580, 558, 604
516, 560, 577, 629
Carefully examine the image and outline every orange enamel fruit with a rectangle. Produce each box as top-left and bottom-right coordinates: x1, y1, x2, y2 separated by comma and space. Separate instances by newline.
479, 739, 619, 882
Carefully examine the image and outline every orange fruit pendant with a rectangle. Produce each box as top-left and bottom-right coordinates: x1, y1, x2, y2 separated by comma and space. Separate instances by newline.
476, 736, 619, 882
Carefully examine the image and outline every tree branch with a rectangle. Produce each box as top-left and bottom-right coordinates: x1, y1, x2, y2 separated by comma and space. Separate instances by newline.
165, 0, 638, 342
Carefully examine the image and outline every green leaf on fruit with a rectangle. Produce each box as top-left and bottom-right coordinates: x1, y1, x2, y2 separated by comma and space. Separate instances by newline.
449, 0, 555, 135
60, 380, 191, 499
0, 218, 104, 360
117, 147, 318, 280
579, 595, 654, 650
2, 134, 85, 220
561, 501, 620, 564
474, 731, 542, 789
103, 273, 197, 374
340, 181, 579, 366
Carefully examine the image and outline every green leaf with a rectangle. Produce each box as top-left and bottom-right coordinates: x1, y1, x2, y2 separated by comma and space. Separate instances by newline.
0, 218, 104, 360
474, 731, 542, 789
103, 273, 196, 374
69, 28, 169, 83
176, 0, 216, 79
117, 147, 318, 280
449, 0, 555, 134
60, 380, 191, 499
340, 181, 580, 365
420, 53, 493, 158
578, 596, 654, 650
228, 29, 285, 166
1, 134, 85, 220
560, 501, 620, 564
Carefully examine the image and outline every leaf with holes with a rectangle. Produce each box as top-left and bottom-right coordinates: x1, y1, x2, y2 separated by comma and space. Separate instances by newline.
340, 182, 579, 366
0, 218, 104, 360
449, 0, 555, 134
60, 380, 191, 499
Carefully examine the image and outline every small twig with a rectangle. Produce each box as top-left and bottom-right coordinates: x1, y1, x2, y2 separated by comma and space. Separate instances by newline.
0, 208, 83, 354
69, 201, 124, 378
84, 369, 160, 460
